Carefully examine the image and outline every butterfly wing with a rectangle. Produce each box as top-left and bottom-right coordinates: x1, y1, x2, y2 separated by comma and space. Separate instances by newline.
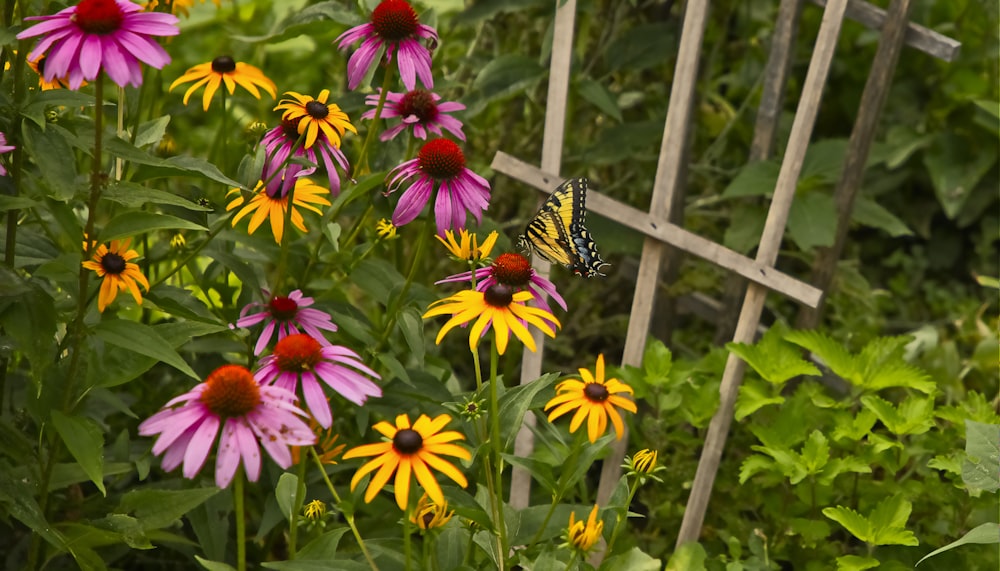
518, 178, 609, 277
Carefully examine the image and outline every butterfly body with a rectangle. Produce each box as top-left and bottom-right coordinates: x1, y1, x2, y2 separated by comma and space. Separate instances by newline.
517, 178, 608, 277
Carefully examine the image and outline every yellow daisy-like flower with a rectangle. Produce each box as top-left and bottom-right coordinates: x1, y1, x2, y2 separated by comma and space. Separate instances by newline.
81, 238, 151, 313
544, 354, 637, 443
292, 420, 346, 466
226, 178, 331, 244
565, 504, 604, 553
376, 218, 398, 239
435, 228, 498, 262
410, 493, 454, 531
632, 449, 657, 474
422, 284, 560, 355
275, 89, 357, 149
343, 413, 470, 511
303, 499, 327, 521
27, 53, 80, 90
145, 0, 221, 17
170, 56, 277, 111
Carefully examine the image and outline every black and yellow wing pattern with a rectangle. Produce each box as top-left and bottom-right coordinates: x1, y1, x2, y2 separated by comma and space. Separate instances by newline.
517, 178, 608, 277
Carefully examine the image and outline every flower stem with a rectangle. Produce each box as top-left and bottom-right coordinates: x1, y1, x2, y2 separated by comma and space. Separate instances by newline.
355, 66, 396, 175
288, 455, 308, 559
309, 448, 380, 571
488, 340, 507, 570
373, 219, 429, 354
604, 479, 639, 557
235, 472, 247, 571
404, 506, 413, 571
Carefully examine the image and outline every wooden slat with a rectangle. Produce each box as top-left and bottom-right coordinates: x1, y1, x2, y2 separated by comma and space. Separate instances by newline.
676, 0, 851, 547
798, 0, 914, 328
509, 0, 577, 512
811, 0, 960, 61
491, 152, 823, 308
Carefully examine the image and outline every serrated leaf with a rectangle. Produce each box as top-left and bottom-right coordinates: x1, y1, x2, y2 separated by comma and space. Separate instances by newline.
823, 506, 871, 542
799, 430, 830, 474
818, 456, 872, 485
784, 330, 855, 380
916, 522, 999, 566
738, 455, 774, 484
963, 420, 1000, 492
95, 319, 199, 379
869, 495, 911, 532
832, 409, 877, 442
728, 328, 821, 385
665, 541, 707, 571
835, 555, 880, 571
100, 212, 207, 241
51, 411, 106, 496
735, 380, 785, 420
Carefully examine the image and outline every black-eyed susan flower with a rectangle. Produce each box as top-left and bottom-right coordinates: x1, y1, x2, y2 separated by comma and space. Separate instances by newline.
27, 53, 80, 90
435, 228, 498, 263
226, 177, 331, 244
275, 90, 356, 149
422, 284, 560, 355
81, 237, 150, 312
438, 251, 566, 314
144, 0, 220, 17
624, 448, 666, 483
303, 499, 327, 521
544, 354, 637, 443
260, 118, 351, 197
335, 0, 438, 91
564, 505, 604, 553
410, 493, 453, 530
291, 423, 346, 466
170, 55, 277, 111
362, 88, 466, 142
343, 413, 470, 511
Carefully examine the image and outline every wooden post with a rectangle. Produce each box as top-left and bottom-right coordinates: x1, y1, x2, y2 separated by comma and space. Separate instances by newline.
509, 0, 576, 511
675, 0, 851, 547
797, 0, 914, 329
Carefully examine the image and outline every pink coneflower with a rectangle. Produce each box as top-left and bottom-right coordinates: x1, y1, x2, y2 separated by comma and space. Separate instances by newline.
386, 138, 490, 236
138, 364, 316, 489
260, 118, 350, 196
255, 334, 382, 428
0, 133, 14, 176
17, 0, 180, 90
335, 0, 438, 92
362, 88, 465, 142
232, 289, 339, 355
438, 252, 567, 314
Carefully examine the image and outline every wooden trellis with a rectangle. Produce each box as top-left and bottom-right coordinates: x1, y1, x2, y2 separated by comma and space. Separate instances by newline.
491, 0, 960, 559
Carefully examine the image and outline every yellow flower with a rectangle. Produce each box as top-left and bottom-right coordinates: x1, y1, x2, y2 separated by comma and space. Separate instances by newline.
423, 284, 560, 355
275, 90, 357, 149
565, 505, 603, 553
632, 449, 657, 474
303, 499, 327, 521
81, 238, 151, 312
170, 233, 186, 248
376, 218, 398, 239
544, 354, 637, 443
410, 493, 454, 530
292, 421, 346, 466
226, 178, 331, 244
436, 228, 498, 262
343, 413, 470, 511
145, 0, 220, 16
170, 56, 277, 111
27, 53, 80, 90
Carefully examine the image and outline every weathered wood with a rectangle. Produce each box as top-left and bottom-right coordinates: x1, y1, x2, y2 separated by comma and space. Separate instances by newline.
676, 0, 851, 547
798, 0, 914, 328
509, 0, 576, 512
811, 0, 959, 61
492, 152, 824, 308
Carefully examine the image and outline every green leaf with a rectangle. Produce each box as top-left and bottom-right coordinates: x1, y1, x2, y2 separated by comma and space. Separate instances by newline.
735, 380, 785, 420
601, 546, 662, 571
0, 281, 57, 388
95, 319, 199, 379
102, 181, 212, 211
788, 518, 832, 548
298, 528, 350, 559
722, 161, 780, 198
738, 454, 774, 484
835, 555, 880, 571
784, 330, 854, 380
665, 541, 707, 571
398, 307, 425, 363
22, 89, 94, 128
576, 77, 622, 122
787, 191, 837, 251
502, 454, 557, 494
22, 121, 79, 201
860, 395, 935, 436
852, 196, 912, 237
276, 473, 300, 522
134, 116, 170, 149
50, 411, 106, 496
471, 55, 544, 100
962, 420, 1000, 492
824, 496, 918, 546
118, 488, 220, 530
923, 132, 998, 219
0, 472, 71, 554
823, 505, 872, 543
832, 409, 877, 442
728, 327, 821, 385
818, 456, 872, 485
100, 211, 207, 242
498, 372, 559, 448
93, 514, 154, 549
195, 556, 238, 571
799, 430, 830, 475
916, 522, 999, 566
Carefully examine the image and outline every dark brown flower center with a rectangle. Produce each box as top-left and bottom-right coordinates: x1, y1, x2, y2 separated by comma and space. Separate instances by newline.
73, 0, 125, 35
584, 383, 609, 402
417, 139, 465, 180
306, 100, 330, 119
101, 252, 126, 275
398, 89, 438, 122
273, 333, 323, 372
211, 56, 236, 73
491, 253, 532, 287
268, 295, 299, 321
200, 364, 262, 418
483, 283, 514, 308
393, 428, 423, 454
371, 0, 419, 42
281, 117, 303, 139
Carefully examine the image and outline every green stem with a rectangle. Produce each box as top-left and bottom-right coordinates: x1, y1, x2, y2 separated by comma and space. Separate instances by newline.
149, 217, 229, 290
604, 480, 639, 557
288, 454, 308, 559
525, 495, 559, 552
488, 340, 507, 570
565, 550, 580, 571
235, 472, 246, 571
341, 202, 374, 250
115, 86, 125, 180
309, 448, 380, 571
373, 220, 430, 354
404, 506, 413, 571
355, 66, 396, 175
